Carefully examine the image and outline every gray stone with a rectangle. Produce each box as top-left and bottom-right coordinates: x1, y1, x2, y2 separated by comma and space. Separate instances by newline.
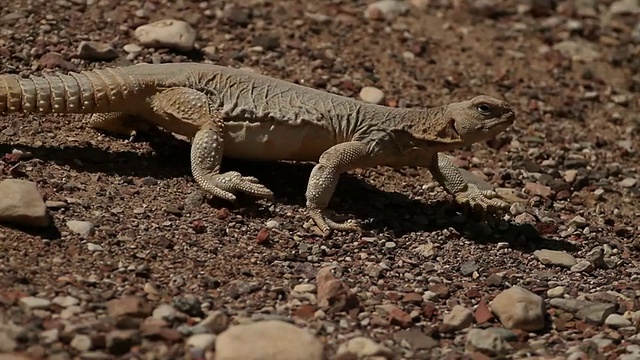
67, 220, 95, 237
336, 336, 394, 359
0, 179, 48, 227
465, 328, 512, 356
489, 286, 546, 331
549, 298, 616, 325
533, 249, 577, 268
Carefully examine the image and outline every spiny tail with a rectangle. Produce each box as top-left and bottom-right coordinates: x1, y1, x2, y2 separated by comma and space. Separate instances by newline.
0, 68, 142, 115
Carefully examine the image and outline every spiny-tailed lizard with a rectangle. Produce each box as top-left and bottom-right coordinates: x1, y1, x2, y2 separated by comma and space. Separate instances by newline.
0, 63, 515, 236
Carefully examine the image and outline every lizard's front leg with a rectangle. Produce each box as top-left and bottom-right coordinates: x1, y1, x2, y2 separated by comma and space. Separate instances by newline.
150, 88, 274, 202
429, 153, 508, 215
306, 141, 372, 236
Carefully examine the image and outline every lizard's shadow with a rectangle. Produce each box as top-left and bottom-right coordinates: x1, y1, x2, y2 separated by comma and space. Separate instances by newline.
0, 136, 576, 253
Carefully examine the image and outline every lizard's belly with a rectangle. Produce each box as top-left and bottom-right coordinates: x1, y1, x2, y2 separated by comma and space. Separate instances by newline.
222, 121, 338, 161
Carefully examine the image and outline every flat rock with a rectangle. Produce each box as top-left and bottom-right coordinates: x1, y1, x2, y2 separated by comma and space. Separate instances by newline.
442, 305, 474, 330
549, 298, 616, 325
67, 220, 95, 237
533, 249, 577, 268
466, 328, 512, 356
215, 320, 323, 360
553, 40, 600, 62
336, 336, 394, 359
359, 86, 385, 104
392, 329, 438, 350
0, 179, 48, 227
364, 0, 409, 20
489, 286, 546, 331
19, 296, 51, 311
604, 313, 632, 328
134, 19, 197, 51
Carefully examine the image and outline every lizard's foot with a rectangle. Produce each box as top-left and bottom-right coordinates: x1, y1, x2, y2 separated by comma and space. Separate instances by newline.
454, 184, 509, 218
201, 171, 274, 202
308, 207, 361, 237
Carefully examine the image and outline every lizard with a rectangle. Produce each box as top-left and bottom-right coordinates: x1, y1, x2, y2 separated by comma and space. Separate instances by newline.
0, 63, 515, 236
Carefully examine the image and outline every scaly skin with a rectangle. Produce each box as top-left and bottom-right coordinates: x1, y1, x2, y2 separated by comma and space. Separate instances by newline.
0, 63, 516, 236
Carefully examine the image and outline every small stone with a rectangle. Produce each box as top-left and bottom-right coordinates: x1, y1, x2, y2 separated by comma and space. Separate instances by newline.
619, 178, 637, 188
610, 0, 640, 14
336, 336, 394, 359
70, 334, 92, 352
547, 286, 565, 298
106, 296, 151, 318
460, 261, 478, 276
52, 296, 79, 308
364, 0, 410, 20
134, 19, 197, 51
549, 298, 616, 325
359, 86, 385, 104
152, 304, 177, 321
474, 300, 493, 324
215, 320, 323, 360
392, 329, 437, 350
19, 296, 51, 311
466, 328, 512, 356
77, 41, 118, 60
196, 311, 229, 334
106, 330, 139, 355
604, 314, 632, 329
533, 249, 577, 268
0, 179, 48, 227
442, 305, 474, 331
316, 266, 359, 313
586, 247, 606, 269
489, 286, 546, 331
87, 243, 103, 252
123, 43, 142, 53
413, 243, 437, 259
293, 284, 316, 293
0, 332, 17, 352
265, 220, 280, 229
553, 40, 601, 62
67, 220, 95, 237
185, 333, 216, 350
571, 260, 594, 273
524, 182, 553, 198
569, 215, 588, 228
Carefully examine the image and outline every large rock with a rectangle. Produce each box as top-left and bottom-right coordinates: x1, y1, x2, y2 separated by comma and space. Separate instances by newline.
215, 320, 323, 360
0, 179, 48, 227
134, 19, 196, 51
489, 286, 546, 331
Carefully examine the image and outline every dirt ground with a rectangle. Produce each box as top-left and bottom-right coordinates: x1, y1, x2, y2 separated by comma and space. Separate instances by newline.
1, 0, 640, 359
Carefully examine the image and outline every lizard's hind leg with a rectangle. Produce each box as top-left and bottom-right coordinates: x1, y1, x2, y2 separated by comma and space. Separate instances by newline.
90, 113, 152, 141
150, 87, 274, 202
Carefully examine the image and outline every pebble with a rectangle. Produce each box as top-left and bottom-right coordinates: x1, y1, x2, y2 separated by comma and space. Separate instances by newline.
359, 86, 385, 104
265, 220, 280, 229
0, 179, 48, 227
619, 178, 638, 188
533, 249, 577, 268
76, 41, 118, 60
152, 304, 177, 321
336, 336, 394, 359
489, 286, 546, 331
70, 334, 92, 352
67, 220, 95, 237
185, 333, 216, 350
123, 43, 142, 53
196, 311, 229, 334
134, 19, 197, 51
553, 40, 601, 61
293, 284, 316, 293
610, 0, 640, 15
364, 0, 410, 20
52, 296, 79, 308
465, 328, 512, 356
570, 260, 594, 273
19, 297, 51, 311
392, 329, 437, 350
413, 243, 437, 259
604, 313, 632, 328
87, 243, 103, 252
442, 305, 474, 331
547, 286, 565, 298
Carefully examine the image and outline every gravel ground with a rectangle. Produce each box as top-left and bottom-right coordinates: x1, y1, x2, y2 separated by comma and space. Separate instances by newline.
1, 0, 640, 359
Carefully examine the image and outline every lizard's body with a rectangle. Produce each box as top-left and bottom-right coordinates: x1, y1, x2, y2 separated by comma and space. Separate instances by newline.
1, 63, 515, 235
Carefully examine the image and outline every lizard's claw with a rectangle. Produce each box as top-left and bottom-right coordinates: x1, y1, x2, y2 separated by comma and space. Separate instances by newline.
308, 208, 361, 238
454, 184, 509, 218
207, 171, 274, 202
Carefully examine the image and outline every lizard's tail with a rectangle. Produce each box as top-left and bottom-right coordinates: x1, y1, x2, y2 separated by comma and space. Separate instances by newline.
0, 68, 141, 115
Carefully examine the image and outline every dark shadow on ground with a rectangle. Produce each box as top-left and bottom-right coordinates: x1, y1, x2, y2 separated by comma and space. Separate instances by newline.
0, 135, 577, 253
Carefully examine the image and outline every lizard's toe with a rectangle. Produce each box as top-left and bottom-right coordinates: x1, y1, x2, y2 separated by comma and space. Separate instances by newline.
455, 184, 508, 217
203, 171, 274, 201
308, 208, 361, 237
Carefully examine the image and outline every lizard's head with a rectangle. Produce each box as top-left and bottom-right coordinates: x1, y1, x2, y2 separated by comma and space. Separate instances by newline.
444, 95, 515, 146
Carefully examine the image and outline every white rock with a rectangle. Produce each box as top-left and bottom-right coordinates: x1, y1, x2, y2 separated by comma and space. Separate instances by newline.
336, 336, 394, 359
123, 43, 143, 53
359, 86, 385, 104
546, 286, 565, 298
67, 220, 95, 237
364, 0, 410, 20
553, 40, 600, 62
489, 286, 546, 331
293, 284, 317, 293
442, 305, 474, 330
70, 334, 92, 351
19, 296, 51, 311
215, 320, 323, 360
533, 249, 577, 268
134, 19, 197, 51
0, 179, 48, 227
52, 296, 79, 308
605, 313, 632, 329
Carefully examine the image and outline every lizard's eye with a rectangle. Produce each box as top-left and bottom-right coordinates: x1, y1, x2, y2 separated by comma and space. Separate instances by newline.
476, 103, 492, 115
